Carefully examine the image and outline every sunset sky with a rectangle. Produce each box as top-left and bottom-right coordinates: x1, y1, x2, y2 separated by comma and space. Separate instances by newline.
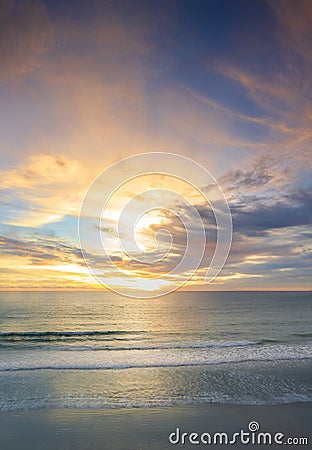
0, 0, 311, 291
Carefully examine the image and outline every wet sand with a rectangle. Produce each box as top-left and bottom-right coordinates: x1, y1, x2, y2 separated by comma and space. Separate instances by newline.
1, 402, 311, 449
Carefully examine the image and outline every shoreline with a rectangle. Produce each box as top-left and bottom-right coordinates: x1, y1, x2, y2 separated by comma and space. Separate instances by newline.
1, 402, 311, 449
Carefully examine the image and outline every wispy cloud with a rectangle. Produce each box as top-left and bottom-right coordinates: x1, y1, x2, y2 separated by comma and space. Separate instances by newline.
0, 153, 86, 226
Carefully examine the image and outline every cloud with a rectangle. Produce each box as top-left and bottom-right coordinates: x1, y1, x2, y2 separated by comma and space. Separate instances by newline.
0, 153, 87, 226
152, 85, 268, 158
217, 154, 312, 236
0, 235, 83, 265
214, 0, 312, 156
0, 233, 122, 268
0, 0, 53, 84
0, 0, 170, 169
219, 155, 289, 192
0, 153, 81, 189
230, 188, 312, 235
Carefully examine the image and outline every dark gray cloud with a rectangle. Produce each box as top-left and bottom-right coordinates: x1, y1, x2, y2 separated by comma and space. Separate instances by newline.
0, 234, 121, 267
0, 235, 83, 264
186, 183, 312, 284
232, 188, 312, 236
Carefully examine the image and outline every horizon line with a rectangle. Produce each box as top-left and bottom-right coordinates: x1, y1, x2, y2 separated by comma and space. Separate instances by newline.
0, 288, 311, 293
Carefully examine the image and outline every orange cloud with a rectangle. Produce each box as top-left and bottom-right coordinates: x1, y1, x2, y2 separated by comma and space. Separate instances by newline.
0, 153, 87, 226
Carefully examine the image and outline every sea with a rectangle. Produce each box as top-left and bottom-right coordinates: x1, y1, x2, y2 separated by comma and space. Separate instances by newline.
0, 291, 311, 411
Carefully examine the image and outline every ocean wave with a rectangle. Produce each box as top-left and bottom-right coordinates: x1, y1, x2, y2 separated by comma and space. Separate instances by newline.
0, 339, 282, 352
2, 394, 312, 413
36, 341, 262, 352
0, 330, 146, 338
293, 333, 312, 338
2, 393, 312, 412
0, 333, 282, 349
1, 355, 312, 372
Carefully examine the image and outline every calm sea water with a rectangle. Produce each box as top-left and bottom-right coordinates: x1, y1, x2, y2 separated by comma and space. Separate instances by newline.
0, 291, 311, 411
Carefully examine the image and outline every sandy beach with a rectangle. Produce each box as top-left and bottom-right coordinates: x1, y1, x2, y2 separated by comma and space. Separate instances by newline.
1, 402, 311, 450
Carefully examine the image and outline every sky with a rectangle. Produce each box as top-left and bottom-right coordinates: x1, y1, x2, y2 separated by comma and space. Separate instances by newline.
0, 0, 311, 292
